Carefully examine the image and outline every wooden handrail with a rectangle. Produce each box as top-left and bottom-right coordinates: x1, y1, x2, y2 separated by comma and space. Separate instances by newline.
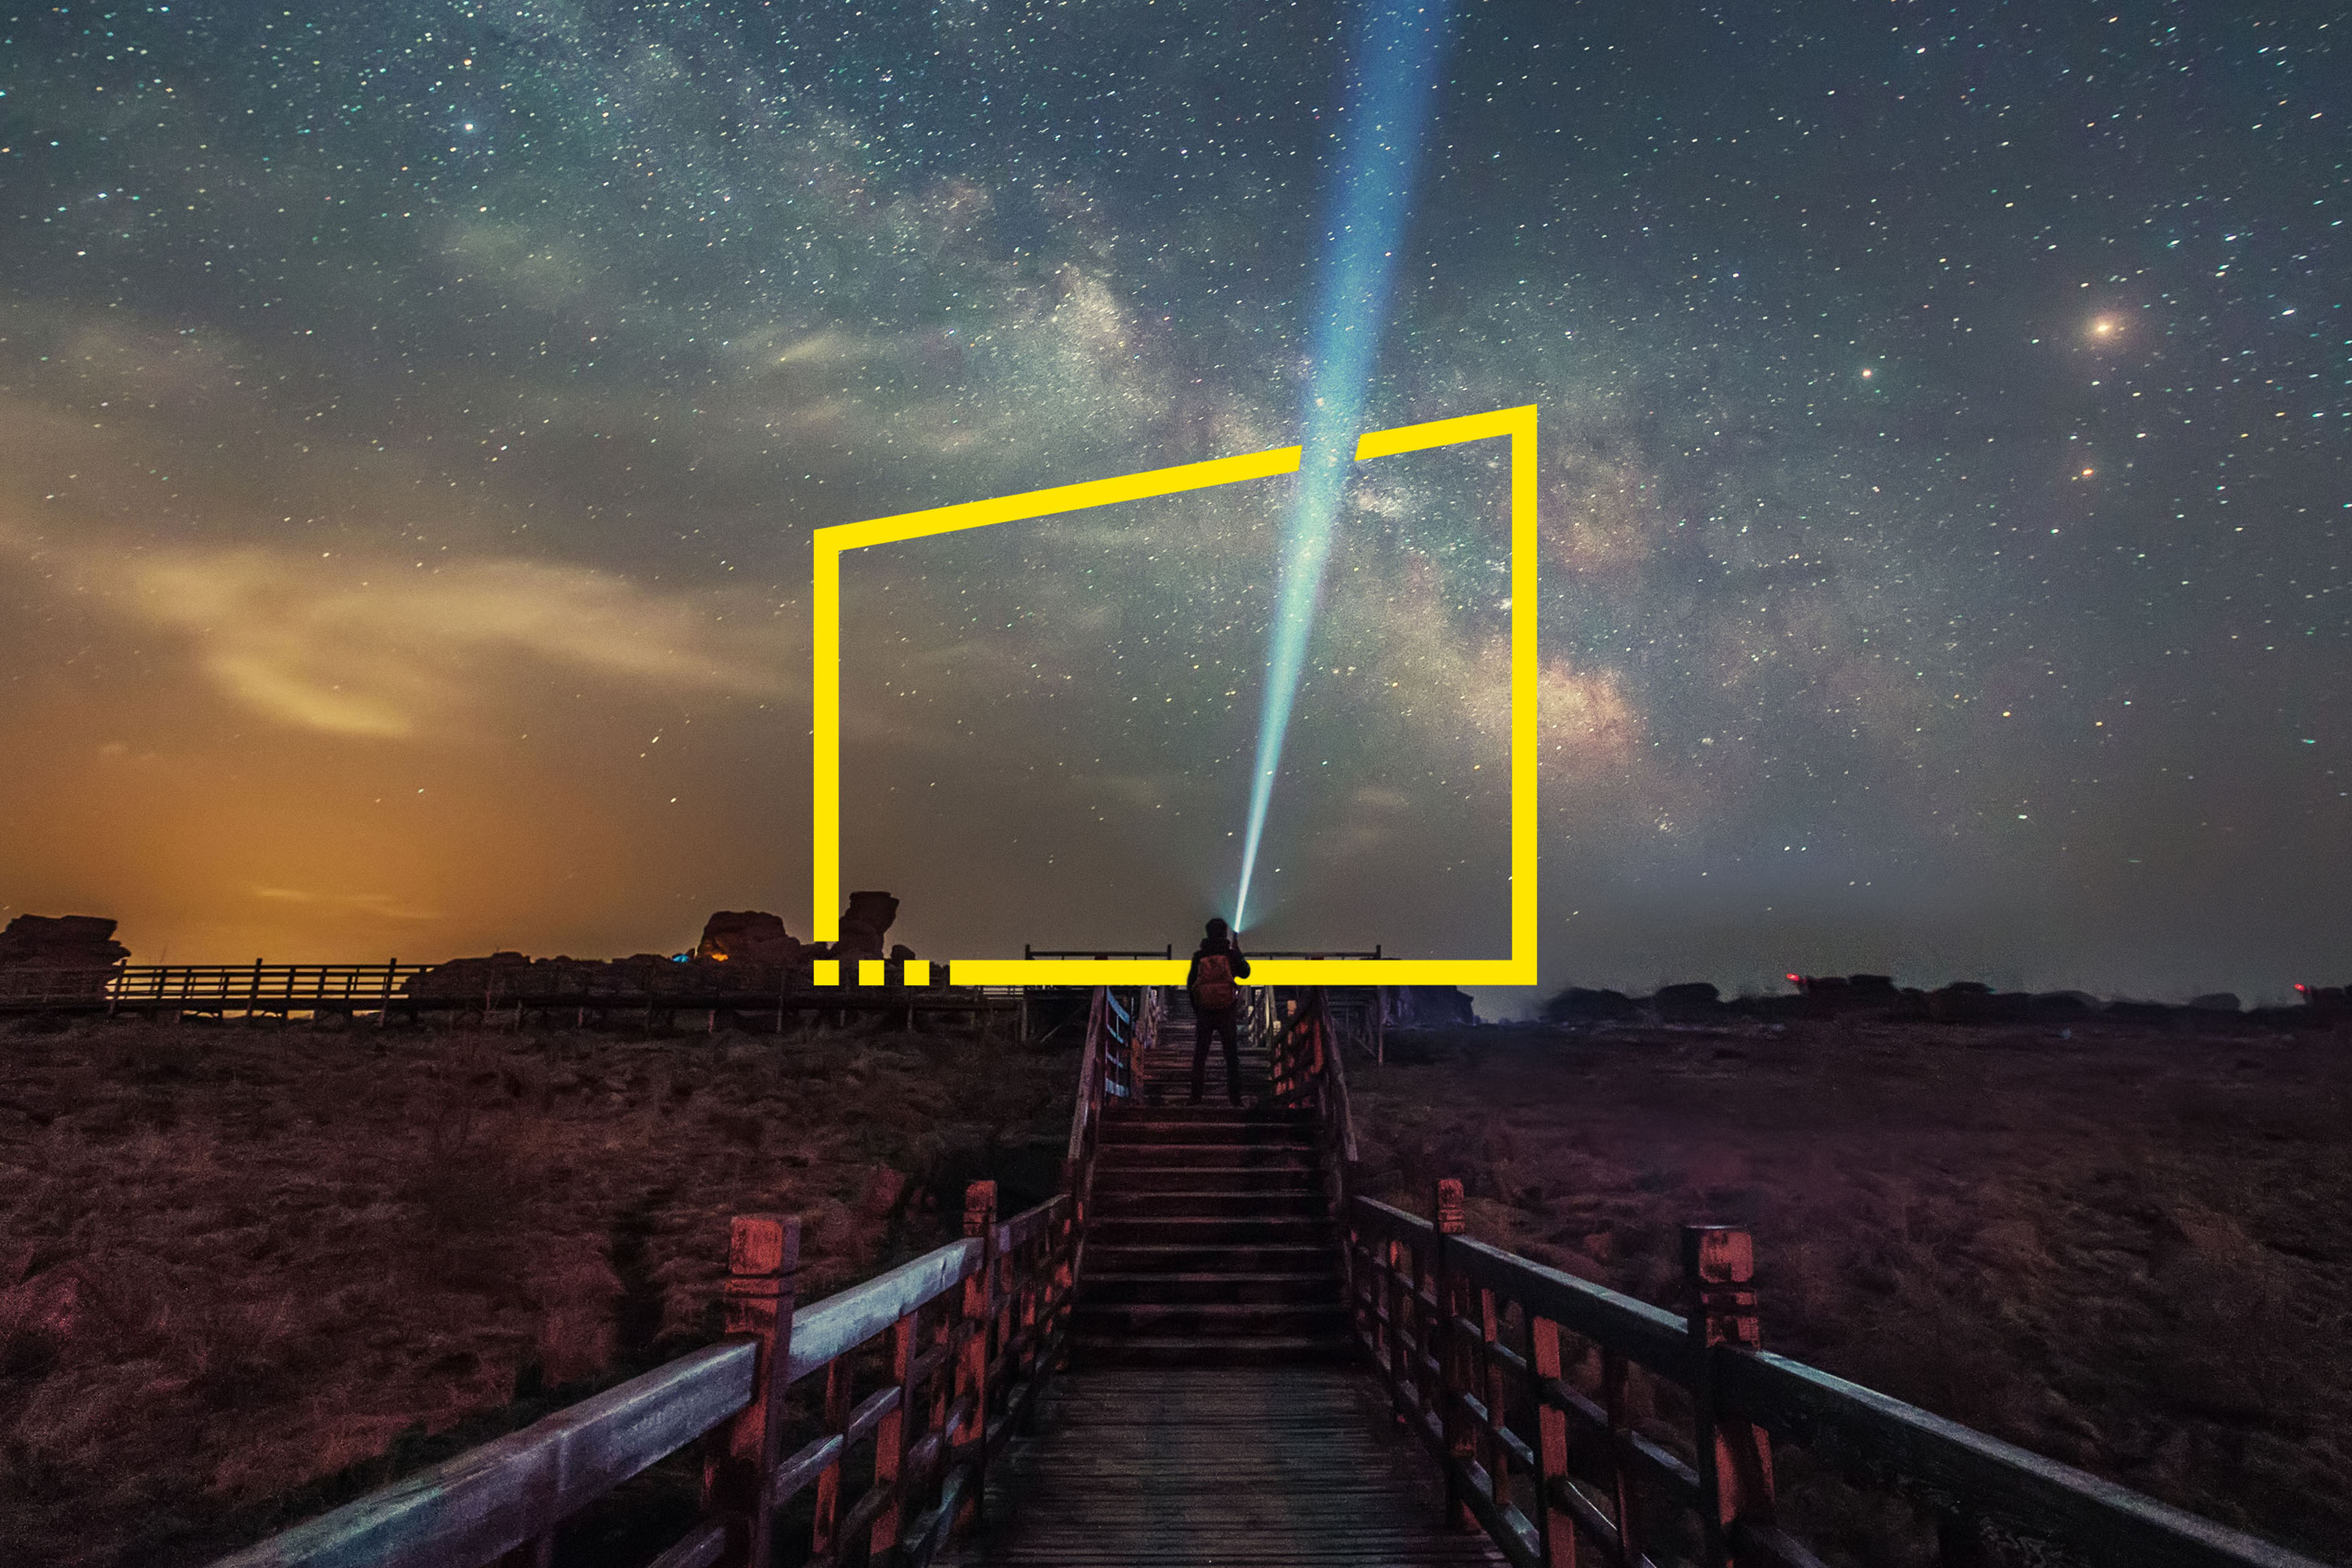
209, 1342, 759, 1568
1719, 1352, 2328, 1568
1344, 1186, 2332, 1568
211, 1184, 1077, 1568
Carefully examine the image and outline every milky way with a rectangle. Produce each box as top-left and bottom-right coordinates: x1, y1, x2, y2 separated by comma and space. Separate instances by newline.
1, 2, 2344, 1008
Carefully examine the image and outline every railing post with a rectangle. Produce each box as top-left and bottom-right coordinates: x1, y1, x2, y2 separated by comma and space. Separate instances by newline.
704, 1213, 799, 1568
1478, 1280, 1509, 1532
869, 1306, 920, 1561
1683, 1224, 1774, 1568
1603, 1350, 1646, 1568
1434, 1177, 1473, 1529
1014, 1215, 1040, 1396
1529, 1311, 1577, 1567
955, 1179, 998, 1537
1049, 1184, 1075, 1373
811, 1352, 851, 1556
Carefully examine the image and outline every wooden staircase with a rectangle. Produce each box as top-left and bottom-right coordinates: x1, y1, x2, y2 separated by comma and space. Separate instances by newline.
1073, 994, 1349, 1365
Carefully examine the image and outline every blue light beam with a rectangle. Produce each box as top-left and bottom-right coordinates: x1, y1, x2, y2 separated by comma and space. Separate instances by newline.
1234, 0, 1457, 933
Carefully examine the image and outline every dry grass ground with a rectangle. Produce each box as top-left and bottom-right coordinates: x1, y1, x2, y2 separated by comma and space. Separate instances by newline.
0, 1011, 1077, 1568
1348, 1016, 2352, 1565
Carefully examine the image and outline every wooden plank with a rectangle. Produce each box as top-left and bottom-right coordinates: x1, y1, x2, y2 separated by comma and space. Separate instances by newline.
209, 1343, 755, 1568
787, 1242, 982, 1383
1719, 1352, 2334, 1568
945, 1368, 1508, 1568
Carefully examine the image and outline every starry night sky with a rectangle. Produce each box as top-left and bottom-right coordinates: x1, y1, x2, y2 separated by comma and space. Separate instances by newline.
1, 1, 2344, 1010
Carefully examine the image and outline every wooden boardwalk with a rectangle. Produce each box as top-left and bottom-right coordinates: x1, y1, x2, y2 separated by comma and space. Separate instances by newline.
945, 1366, 1505, 1568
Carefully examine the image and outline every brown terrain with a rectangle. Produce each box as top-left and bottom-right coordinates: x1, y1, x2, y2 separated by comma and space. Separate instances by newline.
4, 1003, 2347, 1567
1348, 1015, 2352, 1564
0, 1011, 1079, 1568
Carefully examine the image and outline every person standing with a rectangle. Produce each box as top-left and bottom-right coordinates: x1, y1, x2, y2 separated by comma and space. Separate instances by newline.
1184, 918, 1252, 1106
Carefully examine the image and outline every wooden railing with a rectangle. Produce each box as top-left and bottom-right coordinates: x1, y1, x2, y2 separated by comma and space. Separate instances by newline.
1344, 1185, 2332, 1568
212, 1183, 1075, 1568
1265, 987, 1363, 1308
1325, 993, 1384, 1065
0, 961, 1016, 1022
0, 962, 432, 1011
1061, 986, 1159, 1274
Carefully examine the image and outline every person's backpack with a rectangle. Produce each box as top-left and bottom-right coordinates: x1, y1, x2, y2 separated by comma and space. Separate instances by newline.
1194, 952, 1236, 1010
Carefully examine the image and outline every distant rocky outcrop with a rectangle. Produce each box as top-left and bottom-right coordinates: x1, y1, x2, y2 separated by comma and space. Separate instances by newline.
833, 891, 902, 963
403, 949, 559, 1001
1791, 973, 1897, 1001
401, 892, 919, 1000
2030, 991, 2098, 1016
1385, 986, 1478, 1027
1544, 986, 1637, 1023
1654, 981, 1722, 1016
0, 914, 130, 971
1528, 974, 2332, 1031
696, 911, 807, 965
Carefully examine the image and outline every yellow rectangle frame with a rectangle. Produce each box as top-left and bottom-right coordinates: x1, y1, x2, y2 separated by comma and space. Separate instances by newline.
812, 404, 1538, 987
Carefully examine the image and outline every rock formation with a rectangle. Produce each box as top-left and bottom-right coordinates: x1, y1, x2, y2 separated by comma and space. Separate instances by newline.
1384, 985, 1476, 1026
1653, 981, 1721, 1015
0, 915, 129, 998
695, 911, 807, 965
1543, 986, 1637, 1023
834, 891, 902, 963
0, 914, 130, 971
402, 894, 916, 1001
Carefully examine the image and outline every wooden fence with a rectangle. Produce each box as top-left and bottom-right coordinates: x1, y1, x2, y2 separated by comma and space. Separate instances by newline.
212, 1184, 1074, 1568
0, 962, 433, 1013
0, 961, 1017, 1025
1343, 1194, 2329, 1568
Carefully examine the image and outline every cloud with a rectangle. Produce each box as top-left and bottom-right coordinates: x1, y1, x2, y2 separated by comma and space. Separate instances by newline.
248, 886, 445, 921
37, 540, 793, 739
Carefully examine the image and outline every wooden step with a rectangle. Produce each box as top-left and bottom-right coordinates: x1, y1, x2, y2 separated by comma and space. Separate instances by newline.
1082, 1242, 1336, 1275
1097, 1144, 1317, 1171
1102, 1104, 1308, 1124
1099, 1121, 1316, 1148
1091, 1190, 1329, 1219
1068, 1333, 1355, 1367
1074, 1300, 1348, 1338
1088, 1215, 1333, 1246
1080, 1271, 1343, 1306
1091, 1166, 1321, 1195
